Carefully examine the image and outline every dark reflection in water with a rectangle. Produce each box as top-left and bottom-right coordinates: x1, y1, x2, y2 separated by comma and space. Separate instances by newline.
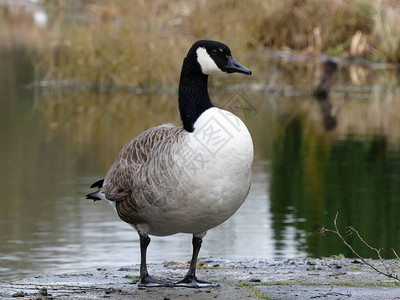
2, 36, 400, 281
269, 116, 400, 258
313, 60, 338, 131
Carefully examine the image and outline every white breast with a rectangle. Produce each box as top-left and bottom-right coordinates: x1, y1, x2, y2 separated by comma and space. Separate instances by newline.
189, 107, 253, 201
165, 107, 253, 234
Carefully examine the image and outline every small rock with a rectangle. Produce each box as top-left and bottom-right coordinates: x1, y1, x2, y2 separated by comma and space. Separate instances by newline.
105, 288, 116, 294
249, 278, 261, 282
329, 263, 342, 269
12, 291, 26, 297
39, 287, 48, 296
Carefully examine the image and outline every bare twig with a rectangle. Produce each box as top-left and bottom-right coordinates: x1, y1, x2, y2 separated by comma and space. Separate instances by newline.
392, 248, 400, 270
319, 212, 400, 282
347, 225, 392, 276
310, 286, 352, 298
392, 248, 400, 260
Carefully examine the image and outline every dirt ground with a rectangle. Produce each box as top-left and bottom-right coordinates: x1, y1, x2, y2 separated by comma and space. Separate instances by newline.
1, 258, 400, 299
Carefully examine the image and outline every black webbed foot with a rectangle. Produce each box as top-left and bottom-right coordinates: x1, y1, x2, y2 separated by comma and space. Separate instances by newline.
174, 275, 220, 288
138, 275, 173, 288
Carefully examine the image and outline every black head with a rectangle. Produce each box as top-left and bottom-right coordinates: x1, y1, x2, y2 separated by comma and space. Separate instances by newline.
185, 40, 252, 76
179, 40, 252, 132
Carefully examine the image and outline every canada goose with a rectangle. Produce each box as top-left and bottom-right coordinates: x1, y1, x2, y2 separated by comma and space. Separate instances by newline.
86, 40, 253, 288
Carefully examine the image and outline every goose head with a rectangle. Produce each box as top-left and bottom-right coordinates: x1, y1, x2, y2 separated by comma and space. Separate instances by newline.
179, 40, 252, 132
185, 40, 252, 76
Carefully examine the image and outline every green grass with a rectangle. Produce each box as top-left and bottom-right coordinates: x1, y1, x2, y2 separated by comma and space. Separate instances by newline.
330, 253, 346, 259
241, 282, 271, 300
123, 274, 140, 283
199, 265, 221, 270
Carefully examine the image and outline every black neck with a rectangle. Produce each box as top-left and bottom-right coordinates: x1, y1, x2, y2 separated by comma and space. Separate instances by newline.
178, 61, 213, 132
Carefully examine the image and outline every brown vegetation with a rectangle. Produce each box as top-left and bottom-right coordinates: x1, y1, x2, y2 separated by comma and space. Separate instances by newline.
23, 0, 400, 90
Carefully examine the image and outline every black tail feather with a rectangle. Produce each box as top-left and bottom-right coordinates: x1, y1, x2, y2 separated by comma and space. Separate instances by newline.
86, 190, 102, 201
90, 179, 104, 188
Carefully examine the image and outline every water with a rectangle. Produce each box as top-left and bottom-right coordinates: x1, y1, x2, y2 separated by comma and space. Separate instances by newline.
1, 3, 400, 281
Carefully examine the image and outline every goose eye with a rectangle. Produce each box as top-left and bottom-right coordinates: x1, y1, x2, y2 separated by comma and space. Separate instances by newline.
211, 49, 219, 56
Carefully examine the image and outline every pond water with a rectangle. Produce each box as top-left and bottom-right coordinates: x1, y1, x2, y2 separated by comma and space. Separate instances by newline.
1, 4, 400, 281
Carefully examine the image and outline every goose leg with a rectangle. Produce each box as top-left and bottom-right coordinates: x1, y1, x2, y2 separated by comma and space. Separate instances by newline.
138, 234, 173, 287
174, 235, 220, 288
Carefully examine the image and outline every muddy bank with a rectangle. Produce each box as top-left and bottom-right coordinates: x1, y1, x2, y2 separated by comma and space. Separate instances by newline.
1, 258, 399, 299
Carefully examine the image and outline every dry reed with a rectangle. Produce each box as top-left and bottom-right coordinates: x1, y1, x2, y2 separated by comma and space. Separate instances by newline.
31, 0, 400, 90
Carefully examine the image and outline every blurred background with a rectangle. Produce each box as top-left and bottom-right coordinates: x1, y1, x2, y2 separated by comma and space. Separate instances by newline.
1, 0, 400, 280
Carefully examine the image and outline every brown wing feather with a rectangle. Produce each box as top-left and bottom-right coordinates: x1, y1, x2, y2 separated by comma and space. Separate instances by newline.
101, 124, 185, 224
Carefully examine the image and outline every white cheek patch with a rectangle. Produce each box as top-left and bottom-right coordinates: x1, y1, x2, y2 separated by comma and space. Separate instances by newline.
196, 47, 226, 75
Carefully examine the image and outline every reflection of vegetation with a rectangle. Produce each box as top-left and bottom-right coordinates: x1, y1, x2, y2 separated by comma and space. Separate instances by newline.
268, 109, 400, 258
36, 91, 180, 168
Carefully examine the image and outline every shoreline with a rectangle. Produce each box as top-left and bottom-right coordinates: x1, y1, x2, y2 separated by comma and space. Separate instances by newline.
1, 258, 399, 299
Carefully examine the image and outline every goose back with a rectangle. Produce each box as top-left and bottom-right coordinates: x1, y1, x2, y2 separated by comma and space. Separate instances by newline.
101, 125, 186, 221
